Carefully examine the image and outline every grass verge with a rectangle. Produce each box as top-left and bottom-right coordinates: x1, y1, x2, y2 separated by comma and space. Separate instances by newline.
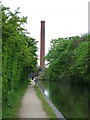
2, 79, 31, 119
34, 83, 57, 118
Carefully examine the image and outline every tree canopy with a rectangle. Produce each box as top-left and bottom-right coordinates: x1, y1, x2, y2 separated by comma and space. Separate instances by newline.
42, 34, 89, 85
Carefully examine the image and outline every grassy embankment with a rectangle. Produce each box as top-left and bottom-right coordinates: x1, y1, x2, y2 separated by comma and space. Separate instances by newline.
34, 83, 57, 119
2, 79, 31, 119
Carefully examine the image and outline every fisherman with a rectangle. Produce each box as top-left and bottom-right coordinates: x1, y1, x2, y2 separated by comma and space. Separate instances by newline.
32, 76, 34, 80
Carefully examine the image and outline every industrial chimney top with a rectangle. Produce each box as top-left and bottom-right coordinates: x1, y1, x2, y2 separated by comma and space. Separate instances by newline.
41, 21, 45, 23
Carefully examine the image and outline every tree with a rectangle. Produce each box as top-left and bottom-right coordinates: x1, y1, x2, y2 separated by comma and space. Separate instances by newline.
2, 6, 38, 101
43, 34, 89, 85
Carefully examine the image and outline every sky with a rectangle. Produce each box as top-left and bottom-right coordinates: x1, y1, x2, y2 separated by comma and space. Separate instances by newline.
2, 0, 89, 65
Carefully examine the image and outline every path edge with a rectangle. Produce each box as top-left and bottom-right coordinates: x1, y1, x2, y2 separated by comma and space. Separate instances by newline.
36, 81, 66, 120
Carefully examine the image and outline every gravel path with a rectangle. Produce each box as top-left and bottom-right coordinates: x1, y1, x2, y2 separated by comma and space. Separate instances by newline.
18, 80, 48, 118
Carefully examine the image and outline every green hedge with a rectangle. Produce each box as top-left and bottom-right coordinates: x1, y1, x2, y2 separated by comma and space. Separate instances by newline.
2, 6, 38, 101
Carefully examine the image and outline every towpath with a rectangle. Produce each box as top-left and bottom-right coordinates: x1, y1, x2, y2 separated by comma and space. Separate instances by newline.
18, 80, 48, 118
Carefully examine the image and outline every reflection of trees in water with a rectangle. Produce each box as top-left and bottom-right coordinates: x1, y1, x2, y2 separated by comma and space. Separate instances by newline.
41, 81, 88, 118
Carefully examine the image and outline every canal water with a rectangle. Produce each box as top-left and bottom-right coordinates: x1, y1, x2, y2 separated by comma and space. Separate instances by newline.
38, 80, 89, 119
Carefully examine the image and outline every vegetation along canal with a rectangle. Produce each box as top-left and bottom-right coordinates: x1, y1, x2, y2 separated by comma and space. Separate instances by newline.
38, 80, 88, 119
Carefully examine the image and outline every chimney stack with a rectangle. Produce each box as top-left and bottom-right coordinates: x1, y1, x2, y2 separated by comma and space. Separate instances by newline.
40, 21, 45, 70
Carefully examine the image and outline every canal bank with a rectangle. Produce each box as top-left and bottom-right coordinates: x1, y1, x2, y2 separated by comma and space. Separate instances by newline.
36, 81, 65, 119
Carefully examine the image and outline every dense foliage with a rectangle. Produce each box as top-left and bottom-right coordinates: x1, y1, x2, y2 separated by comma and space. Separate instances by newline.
2, 6, 38, 102
43, 34, 89, 85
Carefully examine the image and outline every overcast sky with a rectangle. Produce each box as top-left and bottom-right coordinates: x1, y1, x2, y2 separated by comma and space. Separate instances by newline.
2, 0, 89, 65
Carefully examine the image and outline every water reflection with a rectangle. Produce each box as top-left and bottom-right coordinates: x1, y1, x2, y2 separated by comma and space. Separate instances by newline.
44, 89, 49, 97
38, 80, 89, 119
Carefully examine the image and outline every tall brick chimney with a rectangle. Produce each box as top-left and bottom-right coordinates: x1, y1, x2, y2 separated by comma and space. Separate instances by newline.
40, 21, 45, 70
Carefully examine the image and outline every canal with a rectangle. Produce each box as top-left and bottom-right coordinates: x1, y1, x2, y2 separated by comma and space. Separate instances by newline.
38, 80, 88, 119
